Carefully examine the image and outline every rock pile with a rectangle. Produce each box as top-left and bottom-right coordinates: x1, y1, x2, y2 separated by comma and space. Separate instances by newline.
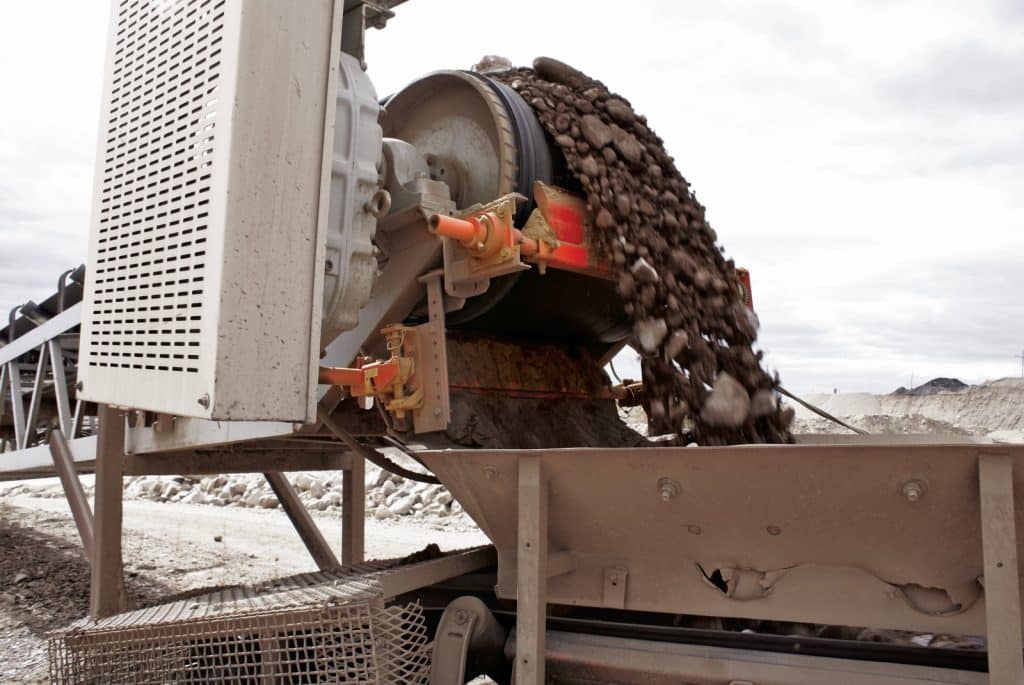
111, 463, 469, 525
494, 58, 793, 445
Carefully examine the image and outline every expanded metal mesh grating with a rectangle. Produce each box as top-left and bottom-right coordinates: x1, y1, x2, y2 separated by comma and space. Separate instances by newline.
88, 0, 225, 376
49, 568, 432, 684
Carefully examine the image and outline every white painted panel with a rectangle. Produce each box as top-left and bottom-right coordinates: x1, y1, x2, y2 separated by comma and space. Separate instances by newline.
79, 0, 343, 422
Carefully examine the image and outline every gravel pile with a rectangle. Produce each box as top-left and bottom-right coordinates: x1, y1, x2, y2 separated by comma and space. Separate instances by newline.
494, 58, 793, 445
0, 459, 471, 526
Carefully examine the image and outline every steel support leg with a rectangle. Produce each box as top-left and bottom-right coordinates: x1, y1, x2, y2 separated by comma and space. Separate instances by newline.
265, 471, 340, 571
342, 455, 365, 565
90, 405, 129, 618
516, 455, 548, 685
49, 429, 94, 564
978, 453, 1024, 684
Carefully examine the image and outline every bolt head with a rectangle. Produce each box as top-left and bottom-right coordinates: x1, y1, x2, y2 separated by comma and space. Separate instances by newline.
657, 477, 681, 502
902, 480, 924, 502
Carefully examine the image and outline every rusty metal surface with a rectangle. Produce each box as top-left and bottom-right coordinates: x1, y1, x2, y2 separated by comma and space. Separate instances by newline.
419, 441, 1024, 635
535, 630, 987, 685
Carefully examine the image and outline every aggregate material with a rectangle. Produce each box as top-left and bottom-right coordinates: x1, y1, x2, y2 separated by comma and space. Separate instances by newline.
493, 58, 793, 444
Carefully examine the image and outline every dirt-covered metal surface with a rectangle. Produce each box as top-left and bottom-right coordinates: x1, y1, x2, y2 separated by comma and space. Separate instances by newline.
493, 58, 793, 445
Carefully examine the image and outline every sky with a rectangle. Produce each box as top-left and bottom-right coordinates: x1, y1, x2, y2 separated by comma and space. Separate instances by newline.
0, 1, 1022, 395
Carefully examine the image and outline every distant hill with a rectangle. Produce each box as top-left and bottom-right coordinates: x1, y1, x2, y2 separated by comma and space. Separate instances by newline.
892, 377, 968, 396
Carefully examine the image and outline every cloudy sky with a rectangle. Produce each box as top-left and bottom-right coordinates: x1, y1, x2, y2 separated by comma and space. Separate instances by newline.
1, 1, 1021, 395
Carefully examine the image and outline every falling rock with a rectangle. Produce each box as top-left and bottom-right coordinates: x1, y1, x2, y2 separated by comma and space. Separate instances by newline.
308, 481, 326, 499
596, 208, 615, 230
779, 406, 796, 428
381, 480, 397, 497
580, 114, 612, 149
244, 490, 262, 508
701, 373, 751, 428
693, 268, 712, 291
436, 491, 453, 505
554, 133, 575, 149
163, 483, 180, 499
615, 193, 631, 216
604, 98, 634, 125
750, 389, 777, 418
374, 505, 393, 520
258, 495, 280, 509
665, 330, 690, 359
611, 125, 644, 164
631, 256, 660, 284
310, 499, 329, 511
635, 318, 668, 352
230, 481, 247, 497
533, 57, 591, 90
579, 155, 600, 177
293, 473, 314, 491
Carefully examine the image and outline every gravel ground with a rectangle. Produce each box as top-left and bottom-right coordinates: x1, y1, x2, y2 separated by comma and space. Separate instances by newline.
0, 492, 486, 683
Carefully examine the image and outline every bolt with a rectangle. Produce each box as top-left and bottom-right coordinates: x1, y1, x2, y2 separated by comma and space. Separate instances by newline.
197, 393, 210, 409
454, 609, 469, 625
902, 480, 924, 502
433, 407, 442, 416
75, 380, 84, 391
484, 466, 498, 480
657, 477, 681, 502
766, 525, 782, 536
687, 525, 702, 536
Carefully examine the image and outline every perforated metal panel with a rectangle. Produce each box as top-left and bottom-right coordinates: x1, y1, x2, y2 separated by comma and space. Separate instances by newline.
88, 0, 223, 379
80, 0, 348, 421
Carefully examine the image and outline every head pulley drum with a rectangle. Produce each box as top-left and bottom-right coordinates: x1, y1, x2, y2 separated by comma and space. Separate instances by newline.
383, 71, 628, 342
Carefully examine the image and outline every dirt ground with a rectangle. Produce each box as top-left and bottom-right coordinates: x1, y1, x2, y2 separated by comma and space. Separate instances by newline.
0, 489, 486, 683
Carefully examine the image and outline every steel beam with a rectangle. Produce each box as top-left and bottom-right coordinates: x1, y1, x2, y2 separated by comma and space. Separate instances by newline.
7, 362, 25, 449
49, 429, 94, 563
379, 546, 497, 599
0, 303, 80, 366
516, 455, 548, 685
123, 449, 352, 476
342, 453, 365, 564
0, 361, 7, 418
978, 453, 1024, 683
48, 340, 73, 435
21, 343, 50, 449
264, 471, 340, 571
90, 405, 129, 618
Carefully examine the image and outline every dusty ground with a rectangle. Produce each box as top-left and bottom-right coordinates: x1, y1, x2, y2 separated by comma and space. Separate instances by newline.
0, 489, 486, 683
